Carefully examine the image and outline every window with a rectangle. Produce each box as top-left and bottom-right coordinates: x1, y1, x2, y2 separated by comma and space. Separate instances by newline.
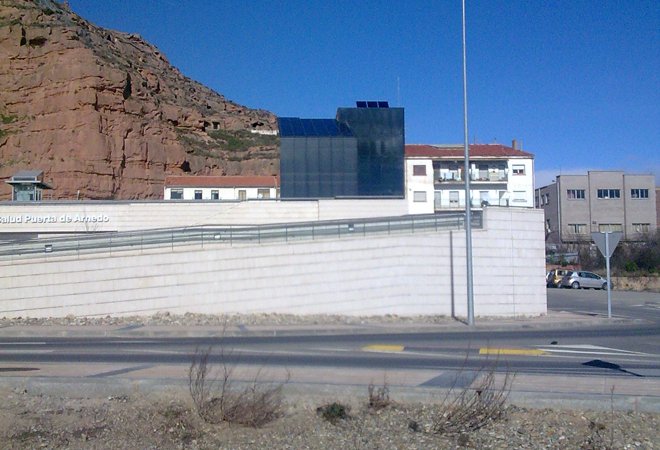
238, 190, 247, 201
257, 188, 270, 199
512, 165, 525, 175
568, 223, 587, 234
567, 189, 585, 199
194, 190, 203, 200
170, 189, 183, 200
413, 165, 426, 176
540, 193, 550, 205
598, 223, 623, 232
478, 164, 488, 180
449, 191, 459, 206
513, 191, 526, 203
479, 191, 490, 206
597, 189, 620, 199
633, 223, 650, 233
413, 191, 427, 202
631, 189, 649, 199
211, 190, 219, 200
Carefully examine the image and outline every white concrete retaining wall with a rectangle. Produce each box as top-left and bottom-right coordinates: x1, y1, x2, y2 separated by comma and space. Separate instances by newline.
0, 207, 546, 318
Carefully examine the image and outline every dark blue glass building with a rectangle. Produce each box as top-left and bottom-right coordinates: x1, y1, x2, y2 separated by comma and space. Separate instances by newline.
278, 102, 404, 199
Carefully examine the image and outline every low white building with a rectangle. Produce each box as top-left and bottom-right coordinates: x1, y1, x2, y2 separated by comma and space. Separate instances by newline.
405, 142, 535, 213
164, 176, 279, 201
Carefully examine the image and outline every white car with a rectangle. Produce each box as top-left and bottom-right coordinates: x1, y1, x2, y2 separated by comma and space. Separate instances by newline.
560, 271, 610, 290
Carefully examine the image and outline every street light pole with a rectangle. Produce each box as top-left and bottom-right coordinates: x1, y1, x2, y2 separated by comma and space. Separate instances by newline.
462, 0, 475, 326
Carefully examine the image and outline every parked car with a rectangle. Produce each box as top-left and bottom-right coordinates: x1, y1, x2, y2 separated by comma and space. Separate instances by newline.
546, 269, 570, 288
545, 271, 553, 286
560, 271, 610, 290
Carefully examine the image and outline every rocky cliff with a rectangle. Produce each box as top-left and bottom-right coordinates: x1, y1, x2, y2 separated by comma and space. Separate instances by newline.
0, 0, 279, 200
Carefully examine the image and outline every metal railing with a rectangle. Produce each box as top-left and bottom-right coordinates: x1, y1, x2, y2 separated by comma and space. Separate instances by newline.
0, 212, 482, 261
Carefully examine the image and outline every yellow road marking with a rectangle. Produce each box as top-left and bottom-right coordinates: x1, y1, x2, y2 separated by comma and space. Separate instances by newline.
479, 348, 547, 356
362, 344, 405, 352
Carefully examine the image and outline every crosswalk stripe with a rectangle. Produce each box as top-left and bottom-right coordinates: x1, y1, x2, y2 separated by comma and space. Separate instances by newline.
536, 344, 651, 357
362, 344, 405, 352
479, 348, 546, 356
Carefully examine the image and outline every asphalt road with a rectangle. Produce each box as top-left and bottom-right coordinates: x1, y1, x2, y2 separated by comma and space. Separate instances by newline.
547, 286, 660, 324
1, 289, 659, 378
0, 288, 658, 410
0, 327, 658, 376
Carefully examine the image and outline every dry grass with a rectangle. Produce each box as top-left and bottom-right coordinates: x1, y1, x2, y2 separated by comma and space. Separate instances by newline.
188, 345, 288, 428
367, 381, 391, 411
432, 357, 515, 435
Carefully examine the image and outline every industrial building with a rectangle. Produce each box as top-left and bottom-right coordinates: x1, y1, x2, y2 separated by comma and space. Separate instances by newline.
536, 171, 657, 245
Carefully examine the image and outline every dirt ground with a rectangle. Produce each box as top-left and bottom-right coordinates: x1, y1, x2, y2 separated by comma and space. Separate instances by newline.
612, 276, 660, 293
0, 386, 657, 450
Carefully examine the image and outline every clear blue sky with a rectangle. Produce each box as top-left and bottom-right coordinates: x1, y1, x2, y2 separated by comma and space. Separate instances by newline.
67, 0, 659, 187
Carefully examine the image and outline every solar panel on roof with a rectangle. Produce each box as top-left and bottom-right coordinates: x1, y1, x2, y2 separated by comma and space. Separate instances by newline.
319, 120, 332, 135
367, 101, 378, 108
301, 119, 312, 136
277, 117, 353, 137
311, 119, 322, 136
356, 101, 367, 108
293, 119, 305, 135
377, 101, 389, 108
277, 118, 290, 136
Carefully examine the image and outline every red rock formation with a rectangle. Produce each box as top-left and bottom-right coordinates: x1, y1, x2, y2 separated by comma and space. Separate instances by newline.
0, 0, 279, 199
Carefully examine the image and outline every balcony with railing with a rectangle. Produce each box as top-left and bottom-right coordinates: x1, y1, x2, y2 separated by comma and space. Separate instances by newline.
433, 161, 508, 185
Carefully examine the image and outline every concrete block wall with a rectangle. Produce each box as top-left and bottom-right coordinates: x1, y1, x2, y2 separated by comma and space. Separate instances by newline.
0, 207, 547, 318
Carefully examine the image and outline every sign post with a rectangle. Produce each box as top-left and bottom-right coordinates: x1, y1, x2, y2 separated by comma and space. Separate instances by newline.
591, 232, 622, 318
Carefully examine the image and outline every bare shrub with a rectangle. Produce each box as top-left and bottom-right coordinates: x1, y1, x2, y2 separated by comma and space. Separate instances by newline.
317, 402, 350, 424
188, 345, 288, 428
432, 358, 515, 435
367, 381, 391, 411
220, 369, 288, 427
188, 346, 216, 422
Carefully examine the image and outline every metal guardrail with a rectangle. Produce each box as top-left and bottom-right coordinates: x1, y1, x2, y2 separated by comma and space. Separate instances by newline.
0, 212, 482, 261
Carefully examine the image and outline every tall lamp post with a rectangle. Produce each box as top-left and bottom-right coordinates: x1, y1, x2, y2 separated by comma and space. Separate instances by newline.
462, 0, 475, 326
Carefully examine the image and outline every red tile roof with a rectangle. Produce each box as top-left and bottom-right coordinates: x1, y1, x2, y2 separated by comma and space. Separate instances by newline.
405, 144, 534, 159
165, 175, 279, 188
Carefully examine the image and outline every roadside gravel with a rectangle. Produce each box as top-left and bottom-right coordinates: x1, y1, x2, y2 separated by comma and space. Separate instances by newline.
0, 312, 455, 328
0, 386, 657, 449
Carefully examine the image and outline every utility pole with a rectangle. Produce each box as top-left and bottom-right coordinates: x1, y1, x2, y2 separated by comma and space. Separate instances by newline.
462, 0, 475, 326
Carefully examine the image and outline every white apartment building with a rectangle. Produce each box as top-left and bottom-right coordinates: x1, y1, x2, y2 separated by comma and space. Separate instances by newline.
164, 176, 279, 201
405, 142, 535, 214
